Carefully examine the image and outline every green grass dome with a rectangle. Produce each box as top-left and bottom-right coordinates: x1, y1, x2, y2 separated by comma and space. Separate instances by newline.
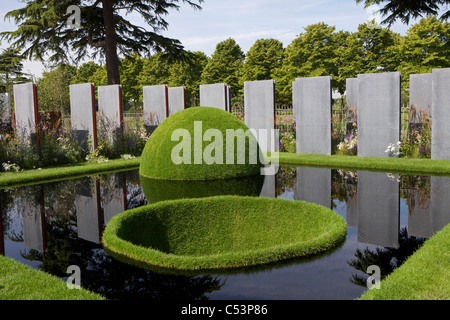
139, 107, 265, 180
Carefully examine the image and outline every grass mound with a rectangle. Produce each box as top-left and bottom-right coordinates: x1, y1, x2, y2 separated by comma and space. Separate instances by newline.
102, 196, 347, 271
139, 107, 264, 180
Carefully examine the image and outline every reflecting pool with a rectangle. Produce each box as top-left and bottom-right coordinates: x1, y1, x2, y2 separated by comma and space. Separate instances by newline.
0, 166, 449, 300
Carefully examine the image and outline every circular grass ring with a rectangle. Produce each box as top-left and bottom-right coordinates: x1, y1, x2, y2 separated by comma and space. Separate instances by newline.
103, 196, 347, 272
139, 107, 265, 181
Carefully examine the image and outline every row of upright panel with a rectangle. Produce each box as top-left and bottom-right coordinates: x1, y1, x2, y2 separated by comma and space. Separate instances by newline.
4, 68, 450, 160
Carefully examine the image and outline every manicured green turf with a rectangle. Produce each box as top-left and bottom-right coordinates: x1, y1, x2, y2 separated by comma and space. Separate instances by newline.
102, 196, 347, 272
359, 223, 450, 300
0, 157, 141, 189
0, 255, 105, 300
139, 107, 264, 181
276, 152, 450, 175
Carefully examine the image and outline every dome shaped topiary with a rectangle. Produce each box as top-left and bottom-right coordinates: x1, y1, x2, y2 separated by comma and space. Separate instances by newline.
139, 107, 265, 180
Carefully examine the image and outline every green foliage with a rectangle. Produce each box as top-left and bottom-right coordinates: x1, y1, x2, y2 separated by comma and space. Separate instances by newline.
37, 64, 77, 115
355, 0, 450, 25
201, 38, 245, 97
399, 16, 450, 90
102, 195, 347, 271
274, 22, 338, 103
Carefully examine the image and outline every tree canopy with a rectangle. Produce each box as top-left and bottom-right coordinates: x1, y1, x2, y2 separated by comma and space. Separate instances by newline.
0, 0, 204, 85
356, 0, 450, 25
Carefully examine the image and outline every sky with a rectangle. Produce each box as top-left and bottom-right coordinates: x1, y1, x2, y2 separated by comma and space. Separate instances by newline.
0, 0, 427, 79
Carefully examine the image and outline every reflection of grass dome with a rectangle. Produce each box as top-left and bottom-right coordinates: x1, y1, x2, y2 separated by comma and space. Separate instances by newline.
139, 107, 264, 180
140, 174, 264, 204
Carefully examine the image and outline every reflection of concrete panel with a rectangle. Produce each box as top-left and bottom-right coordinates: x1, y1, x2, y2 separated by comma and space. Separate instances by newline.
75, 178, 100, 244
143, 85, 168, 125
431, 68, 450, 160
70, 83, 97, 152
346, 194, 358, 228
346, 78, 358, 110
168, 87, 186, 116
259, 174, 276, 199
98, 85, 124, 143
357, 72, 401, 157
13, 83, 38, 141
103, 175, 126, 224
294, 76, 332, 155
200, 83, 228, 111
295, 167, 331, 209
410, 73, 432, 115
407, 189, 431, 238
357, 171, 399, 248
0, 93, 11, 123
244, 80, 277, 153
430, 176, 450, 236
22, 198, 44, 252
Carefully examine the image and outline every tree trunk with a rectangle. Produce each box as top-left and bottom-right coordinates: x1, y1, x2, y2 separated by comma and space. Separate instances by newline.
102, 0, 120, 85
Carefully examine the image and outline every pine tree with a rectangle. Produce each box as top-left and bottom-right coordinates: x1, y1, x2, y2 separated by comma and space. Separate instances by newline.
0, 0, 204, 85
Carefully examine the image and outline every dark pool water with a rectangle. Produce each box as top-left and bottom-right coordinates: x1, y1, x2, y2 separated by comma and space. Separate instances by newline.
1, 166, 449, 300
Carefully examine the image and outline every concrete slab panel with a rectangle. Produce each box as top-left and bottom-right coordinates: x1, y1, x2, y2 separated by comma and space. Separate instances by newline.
357, 171, 399, 248
75, 178, 101, 244
244, 80, 277, 153
431, 68, 450, 160
98, 85, 124, 144
103, 174, 126, 224
13, 83, 39, 145
143, 85, 168, 125
357, 72, 401, 157
409, 73, 432, 115
22, 197, 44, 252
200, 83, 228, 111
345, 78, 358, 110
295, 167, 331, 209
168, 86, 186, 116
294, 76, 332, 155
70, 83, 97, 153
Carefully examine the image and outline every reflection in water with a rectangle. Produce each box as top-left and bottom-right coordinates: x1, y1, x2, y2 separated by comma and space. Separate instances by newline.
348, 227, 425, 287
357, 171, 400, 248
0, 167, 449, 299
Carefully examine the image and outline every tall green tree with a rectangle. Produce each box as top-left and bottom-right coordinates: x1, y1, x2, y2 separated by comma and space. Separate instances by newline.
0, 48, 31, 94
355, 0, 450, 25
399, 16, 450, 85
1, 0, 204, 85
201, 38, 245, 97
241, 38, 284, 82
167, 51, 208, 107
37, 64, 77, 115
71, 61, 104, 84
137, 52, 171, 94
274, 22, 338, 103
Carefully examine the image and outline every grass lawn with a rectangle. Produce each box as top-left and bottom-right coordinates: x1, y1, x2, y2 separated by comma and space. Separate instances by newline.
102, 196, 347, 272
0, 157, 141, 189
275, 153, 450, 175
0, 255, 105, 300
359, 223, 450, 300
